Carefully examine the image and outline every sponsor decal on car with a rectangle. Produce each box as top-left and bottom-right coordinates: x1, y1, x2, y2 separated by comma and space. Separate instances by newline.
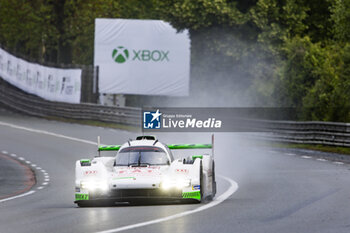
115, 167, 162, 177
175, 168, 189, 174
84, 170, 98, 175
75, 193, 89, 201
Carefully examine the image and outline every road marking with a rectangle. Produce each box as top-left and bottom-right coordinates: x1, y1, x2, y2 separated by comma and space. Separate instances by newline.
0, 150, 50, 203
96, 175, 238, 233
317, 158, 327, 162
333, 162, 344, 165
0, 191, 35, 203
0, 121, 97, 146
301, 155, 312, 159
286, 153, 296, 156
1, 150, 8, 154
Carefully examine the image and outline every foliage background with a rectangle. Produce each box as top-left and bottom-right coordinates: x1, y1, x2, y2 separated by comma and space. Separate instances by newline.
0, 0, 349, 121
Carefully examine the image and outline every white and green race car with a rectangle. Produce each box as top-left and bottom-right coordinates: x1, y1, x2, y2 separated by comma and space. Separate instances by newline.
74, 135, 216, 207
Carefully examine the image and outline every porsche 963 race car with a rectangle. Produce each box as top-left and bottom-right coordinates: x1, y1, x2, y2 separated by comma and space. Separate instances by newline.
74, 135, 216, 207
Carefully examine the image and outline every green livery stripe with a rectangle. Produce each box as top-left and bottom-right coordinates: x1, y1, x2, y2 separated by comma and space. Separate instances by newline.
75, 193, 89, 201
182, 191, 201, 200
192, 155, 203, 159
80, 159, 90, 163
167, 144, 212, 149
113, 177, 135, 180
98, 145, 121, 151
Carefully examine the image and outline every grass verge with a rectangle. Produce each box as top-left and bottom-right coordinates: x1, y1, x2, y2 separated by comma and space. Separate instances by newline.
268, 142, 350, 155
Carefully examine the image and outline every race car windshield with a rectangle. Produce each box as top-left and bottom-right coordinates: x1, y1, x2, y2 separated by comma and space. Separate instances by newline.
116, 146, 169, 166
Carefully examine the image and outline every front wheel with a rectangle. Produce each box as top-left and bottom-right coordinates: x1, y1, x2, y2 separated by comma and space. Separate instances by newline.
76, 201, 93, 207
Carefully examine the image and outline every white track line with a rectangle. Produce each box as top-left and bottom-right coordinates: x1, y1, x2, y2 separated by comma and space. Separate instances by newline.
317, 158, 327, 162
0, 121, 97, 146
1, 150, 8, 154
334, 162, 344, 165
0, 191, 35, 203
286, 153, 296, 156
96, 175, 238, 233
301, 155, 312, 159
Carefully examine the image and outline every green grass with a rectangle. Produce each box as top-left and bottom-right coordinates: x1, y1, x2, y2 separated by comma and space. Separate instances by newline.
45, 116, 140, 132
267, 142, 350, 155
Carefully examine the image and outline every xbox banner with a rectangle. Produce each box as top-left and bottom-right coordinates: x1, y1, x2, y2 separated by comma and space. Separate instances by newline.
94, 18, 190, 96
0, 47, 81, 103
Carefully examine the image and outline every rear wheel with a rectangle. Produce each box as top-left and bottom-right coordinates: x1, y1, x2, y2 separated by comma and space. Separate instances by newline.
212, 161, 217, 197
211, 161, 216, 198
205, 161, 216, 201
199, 161, 203, 202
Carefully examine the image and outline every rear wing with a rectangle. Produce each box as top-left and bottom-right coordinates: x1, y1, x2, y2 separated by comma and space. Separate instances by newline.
97, 134, 215, 157
167, 144, 211, 149
98, 144, 210, 151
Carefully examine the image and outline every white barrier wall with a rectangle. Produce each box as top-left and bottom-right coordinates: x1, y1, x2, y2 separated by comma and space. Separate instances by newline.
0, 48, 81, 103
94, 18, 190, 96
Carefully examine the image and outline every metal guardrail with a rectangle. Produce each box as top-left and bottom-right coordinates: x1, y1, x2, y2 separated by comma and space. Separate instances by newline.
261, 120, 350, 147
1, 77, 349, 146
0, 78, 140, 126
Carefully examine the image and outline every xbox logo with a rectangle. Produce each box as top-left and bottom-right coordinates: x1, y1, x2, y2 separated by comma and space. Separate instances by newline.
112, 46, 129, 63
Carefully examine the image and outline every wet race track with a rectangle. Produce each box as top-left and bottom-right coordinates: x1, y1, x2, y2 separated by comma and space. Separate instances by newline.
1, 110, 350, 233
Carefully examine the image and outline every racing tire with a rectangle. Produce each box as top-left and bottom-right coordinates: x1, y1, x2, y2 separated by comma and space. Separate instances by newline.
204, 161, 216, 201
199, 161, 203, 203
212, 161, 217, 197
76, 200, 113, 207
76, 201, 93, 207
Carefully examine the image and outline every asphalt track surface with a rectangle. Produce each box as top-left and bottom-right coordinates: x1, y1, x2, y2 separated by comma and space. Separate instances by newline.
1, 109, 350, 233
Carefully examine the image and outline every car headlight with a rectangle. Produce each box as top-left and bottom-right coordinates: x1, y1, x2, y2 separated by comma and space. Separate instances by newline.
162, 178, 191, 190
81, 180, 109, 192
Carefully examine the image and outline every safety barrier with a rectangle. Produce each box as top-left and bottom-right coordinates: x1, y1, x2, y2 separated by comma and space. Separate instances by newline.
260, 120, 350, 147
1, 77, 349, 146
0, 78, 140, 126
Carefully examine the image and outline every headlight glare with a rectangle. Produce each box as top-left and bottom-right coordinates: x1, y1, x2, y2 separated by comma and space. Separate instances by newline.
81, 180, 109, 191
161, 178, 190, 190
